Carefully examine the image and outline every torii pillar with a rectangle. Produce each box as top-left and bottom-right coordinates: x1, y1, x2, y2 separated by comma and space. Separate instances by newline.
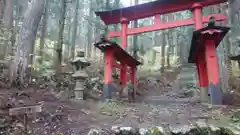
191, 3, 209, 102
120, 18, 129, 87
189, 26, 230, 104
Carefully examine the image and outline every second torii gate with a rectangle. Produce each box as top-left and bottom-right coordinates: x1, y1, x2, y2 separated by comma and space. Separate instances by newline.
95, 0, 227, 99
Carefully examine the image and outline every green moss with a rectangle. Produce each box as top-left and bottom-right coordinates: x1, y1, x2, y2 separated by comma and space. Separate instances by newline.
145, 127, 165, 135
220, 127, 235, 135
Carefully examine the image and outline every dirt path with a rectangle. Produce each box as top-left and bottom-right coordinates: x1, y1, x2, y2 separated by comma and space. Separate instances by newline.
73, 66, 236, 134
1, 66, 239, 135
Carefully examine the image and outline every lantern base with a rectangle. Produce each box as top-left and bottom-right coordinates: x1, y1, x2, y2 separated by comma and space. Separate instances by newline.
74, 90, 84, 100
74, 81, 85, 100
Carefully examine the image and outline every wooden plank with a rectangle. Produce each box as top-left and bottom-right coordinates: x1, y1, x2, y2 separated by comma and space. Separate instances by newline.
9, 104, 42, 116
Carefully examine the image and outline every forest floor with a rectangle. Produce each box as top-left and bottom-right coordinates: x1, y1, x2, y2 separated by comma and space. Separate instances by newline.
0, 66, 239, 135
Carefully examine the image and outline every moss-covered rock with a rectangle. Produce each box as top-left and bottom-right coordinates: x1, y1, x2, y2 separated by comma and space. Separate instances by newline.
220, 127, 235, 135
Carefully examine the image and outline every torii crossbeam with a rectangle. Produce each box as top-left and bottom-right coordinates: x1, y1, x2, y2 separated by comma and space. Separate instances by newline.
95, 0, 227, 102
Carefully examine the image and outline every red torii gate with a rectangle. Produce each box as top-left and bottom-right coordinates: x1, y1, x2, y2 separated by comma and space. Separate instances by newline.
95, 0, 227, 100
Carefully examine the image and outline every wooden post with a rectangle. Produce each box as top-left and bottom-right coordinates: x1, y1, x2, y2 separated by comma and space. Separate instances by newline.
205, 39, 222, 104
120, 18, 129, 87
24, 113, 28, 135
103, 49, 113, 99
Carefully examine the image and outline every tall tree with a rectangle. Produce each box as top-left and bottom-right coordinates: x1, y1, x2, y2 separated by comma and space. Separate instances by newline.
161, 31, 166, 73
86, 0, 93, 58
151, 15, 160, 65
166, 14, 174, 68
70, 0, 80, 59
132, 0, 139, 59
105, 0, 110, 31
39, 0, 49, 64
0, 0, 5, 24
55, 0, 67, 74
160, 16, 167, 73
2, 0, 14, 57
3, 0, 14, 82
11, 0, 46, 85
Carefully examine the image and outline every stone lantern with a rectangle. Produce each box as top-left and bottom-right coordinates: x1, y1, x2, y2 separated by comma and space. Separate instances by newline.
71, 51, 90, 100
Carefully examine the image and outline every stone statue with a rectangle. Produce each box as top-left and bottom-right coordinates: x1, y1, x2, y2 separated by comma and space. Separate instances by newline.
71, 51, 90, 100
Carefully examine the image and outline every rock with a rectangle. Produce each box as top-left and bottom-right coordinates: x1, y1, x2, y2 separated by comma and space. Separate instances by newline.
209, 125, 221, 135
220, 127, 236, 135
90, 126, 239, 135
111, 126, 139, 135
139, 128, 148, 135
88, 129, 101, 135
146, 127, 166, 135
55, 91, 67, 99
231, 111, 240, 122
170, 125, 195, 135
111, 126, 120, 134
119, 127, 135, 135
81, 108, 91, 115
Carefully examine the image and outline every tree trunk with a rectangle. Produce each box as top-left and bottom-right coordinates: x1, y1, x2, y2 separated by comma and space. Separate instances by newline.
98, 0, 110, 67
0, 0, 5, 24
70, 0, 79, 60
3, 0, 14, 82
11, 0, 45, 85
86, 0, 93, 58
105, 0, 110, 32
0, 0, 5, 58
166, 33, 171, 68
18, 0, 28, 18
39, 0, 49, 64
55, 0, 66, 74
67, 24, 71, 59
151, 32, 157, 65
167, 30, 174, 68
160, 16, 168, 73
166, 14, 174, 68
113, 0, 120, 33
3, 0, 13, 57
132, 0, 138, 59
113, 0, 120, 29
161, 31, 166, 73
12, 1, 20, 49
93, 27, 97, 58
172, 31, 177, 61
